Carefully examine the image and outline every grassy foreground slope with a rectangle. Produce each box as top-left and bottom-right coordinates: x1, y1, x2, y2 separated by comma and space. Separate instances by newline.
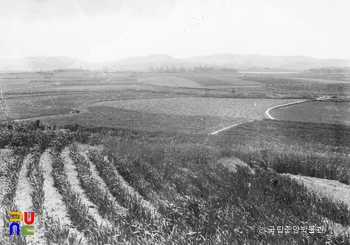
212, 119, 350, 184
0, 120, 349, 244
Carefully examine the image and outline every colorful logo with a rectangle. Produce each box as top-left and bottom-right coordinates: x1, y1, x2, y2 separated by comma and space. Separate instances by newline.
9, 212, 35, 236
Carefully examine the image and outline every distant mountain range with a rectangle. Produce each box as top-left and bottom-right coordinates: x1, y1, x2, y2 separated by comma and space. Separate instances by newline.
0, 53, 349, 71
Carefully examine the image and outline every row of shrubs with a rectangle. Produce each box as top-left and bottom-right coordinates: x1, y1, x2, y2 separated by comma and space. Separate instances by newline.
0, 121, 101, 150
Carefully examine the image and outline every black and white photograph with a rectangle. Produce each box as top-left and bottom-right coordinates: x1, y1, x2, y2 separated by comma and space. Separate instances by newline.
1, 0, 350, 244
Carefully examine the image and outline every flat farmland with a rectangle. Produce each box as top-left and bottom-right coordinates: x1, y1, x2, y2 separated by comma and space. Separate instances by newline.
246, 75, 350, 96
94, 97, 299, 119
41, 106, 247, 134
270, 101, 350, 126
136, 73, 264, 88
212, 119, 350, 153
0, 78, 50, 92
175, 73, 263, 87
0, 90, 180, 121
137, 76, 201, 87
174, 74, 236, 86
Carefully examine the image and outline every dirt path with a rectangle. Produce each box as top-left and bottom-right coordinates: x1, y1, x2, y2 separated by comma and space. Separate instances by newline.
265, 99, 310, 119
209, 99, 308, 135
264, 95, 332, 120
209, 120, 254, 135
209, 96, 326, 135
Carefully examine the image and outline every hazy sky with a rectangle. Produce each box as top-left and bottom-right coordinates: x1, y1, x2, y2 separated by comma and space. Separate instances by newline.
0, 0, 349, 62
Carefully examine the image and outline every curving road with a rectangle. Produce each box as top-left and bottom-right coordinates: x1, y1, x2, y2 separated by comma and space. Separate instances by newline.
264, 100, 309, 119
210, 96, 325, 135
265, 96, 327, 119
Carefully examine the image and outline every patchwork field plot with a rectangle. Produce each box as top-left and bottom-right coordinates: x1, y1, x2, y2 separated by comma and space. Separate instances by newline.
174, 74, 235, 86
41, 106, 246, 134
0, 91, 179, 122
94, 98, 299, 119
270, 101, 350, 126
175, 74, 263, 87
137, 76, 201, 87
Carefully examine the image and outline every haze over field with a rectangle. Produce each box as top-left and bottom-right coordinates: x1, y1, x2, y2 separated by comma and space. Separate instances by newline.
0, 0, 350, 67
0, 54, 349, 71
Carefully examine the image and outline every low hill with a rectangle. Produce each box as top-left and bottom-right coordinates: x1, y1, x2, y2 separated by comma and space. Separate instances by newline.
0, 53, 349, 71
186, 54, 350, 70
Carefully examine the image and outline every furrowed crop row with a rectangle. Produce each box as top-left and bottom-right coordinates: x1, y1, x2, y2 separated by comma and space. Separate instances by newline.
49, 148, 130, 244
26, 149, 45, 216
22, 149, 77, 245
2, 205, 28, 245
68, 144, 125, 225
70, 146, 168, 244
43, 214, 84, 245
1, 150, 26, 207
87, 149, 167, 243
87, 149, 159, 224
40, 149, 85, 245
1, 148, 27, 245
49, 149, 98, 232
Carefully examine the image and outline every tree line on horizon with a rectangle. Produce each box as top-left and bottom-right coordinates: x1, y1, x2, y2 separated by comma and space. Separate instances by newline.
148, 65, 238, 73
307, 67, 350, 74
